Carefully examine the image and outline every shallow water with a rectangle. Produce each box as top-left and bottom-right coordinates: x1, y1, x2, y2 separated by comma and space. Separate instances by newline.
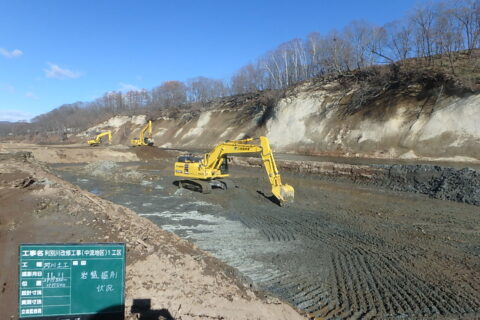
52, 163, 299, 290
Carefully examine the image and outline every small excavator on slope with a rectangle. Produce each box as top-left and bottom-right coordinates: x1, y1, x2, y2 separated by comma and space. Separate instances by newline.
87, 130, 112, 146
131, 120, 154, 146
174, 136, 294, 205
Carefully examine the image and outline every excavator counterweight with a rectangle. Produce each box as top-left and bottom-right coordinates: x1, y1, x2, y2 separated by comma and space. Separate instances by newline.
174, 136, 294, 205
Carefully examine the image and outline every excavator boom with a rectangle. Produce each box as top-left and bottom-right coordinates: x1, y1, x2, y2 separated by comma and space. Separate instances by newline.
174, 136, 294, 205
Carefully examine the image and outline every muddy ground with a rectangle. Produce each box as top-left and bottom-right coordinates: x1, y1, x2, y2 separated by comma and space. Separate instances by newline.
2, 144, 480, 320
0, 151, 304, 320
225, 167, 480, 319
233, 157, 480, 205
0, 142, 140, 163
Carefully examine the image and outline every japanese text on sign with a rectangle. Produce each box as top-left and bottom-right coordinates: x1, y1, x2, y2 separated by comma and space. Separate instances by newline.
19, 243, 125, 319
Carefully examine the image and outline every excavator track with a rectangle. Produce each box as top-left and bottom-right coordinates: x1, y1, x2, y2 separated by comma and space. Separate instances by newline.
178, 179, 212, 194
219, 179, 235, 190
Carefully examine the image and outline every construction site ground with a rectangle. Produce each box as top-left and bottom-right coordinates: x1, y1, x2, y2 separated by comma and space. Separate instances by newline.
1, 143, 480, 319
0, 148, 305, 320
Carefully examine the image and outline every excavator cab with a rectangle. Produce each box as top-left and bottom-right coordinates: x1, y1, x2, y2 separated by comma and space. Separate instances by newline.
143, 137, 154, 146
177, 155, 202, 163
219, 155, 229, 174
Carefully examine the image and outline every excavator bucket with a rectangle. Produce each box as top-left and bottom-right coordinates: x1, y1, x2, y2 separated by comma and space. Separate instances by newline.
272, 183, 295, 206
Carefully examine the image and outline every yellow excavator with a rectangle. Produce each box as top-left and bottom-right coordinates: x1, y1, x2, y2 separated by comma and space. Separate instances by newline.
174, 136, 294, 205
130, 120, 154, 146
87, 130, 112, 146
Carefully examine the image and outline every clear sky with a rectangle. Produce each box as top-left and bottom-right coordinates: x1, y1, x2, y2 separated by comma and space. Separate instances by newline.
0, 0, 423, 122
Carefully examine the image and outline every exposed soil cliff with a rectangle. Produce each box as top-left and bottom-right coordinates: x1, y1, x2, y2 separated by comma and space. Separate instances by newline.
76, 67, 480, 163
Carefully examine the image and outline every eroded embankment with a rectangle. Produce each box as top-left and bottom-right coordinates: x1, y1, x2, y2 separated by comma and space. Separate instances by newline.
78, 74, 480, 163
232, 156, 480, 205
0, 152, 305, 320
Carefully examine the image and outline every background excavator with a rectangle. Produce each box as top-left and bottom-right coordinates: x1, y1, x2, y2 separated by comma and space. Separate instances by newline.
87, 130, 112, 146
131, 120, 154, 146
174, 136, 294, 205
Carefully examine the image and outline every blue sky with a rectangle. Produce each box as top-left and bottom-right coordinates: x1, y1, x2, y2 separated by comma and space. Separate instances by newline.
0, 0, 422, 122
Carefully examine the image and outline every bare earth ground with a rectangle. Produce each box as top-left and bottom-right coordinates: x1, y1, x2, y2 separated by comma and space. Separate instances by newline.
0, 150, 305, 320
1, 144, 480, 320
137, 155, 480, 319
228, 169, 480, 319
0, 142, 140, 163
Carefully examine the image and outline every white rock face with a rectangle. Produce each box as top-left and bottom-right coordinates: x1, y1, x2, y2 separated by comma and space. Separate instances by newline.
182, 111, 212, 139
131, 115, 147, 126
351, 109, 407, 144
266, 92, 322, 148
417, 95, 480, 143
264, 87, 480, 161
81, 85, 480, 163
85, 115, 147, 132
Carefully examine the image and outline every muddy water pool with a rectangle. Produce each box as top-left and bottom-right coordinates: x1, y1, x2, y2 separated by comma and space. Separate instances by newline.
51, 162, 304, 300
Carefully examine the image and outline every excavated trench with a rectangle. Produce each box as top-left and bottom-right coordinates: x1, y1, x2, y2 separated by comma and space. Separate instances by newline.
52, 160, 480, 319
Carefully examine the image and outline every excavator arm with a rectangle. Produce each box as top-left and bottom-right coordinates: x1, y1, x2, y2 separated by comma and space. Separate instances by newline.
140, 120, 152, 140
258, 137, 294, 204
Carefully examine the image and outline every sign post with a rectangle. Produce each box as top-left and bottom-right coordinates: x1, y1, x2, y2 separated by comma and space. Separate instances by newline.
19, 243, 125, 320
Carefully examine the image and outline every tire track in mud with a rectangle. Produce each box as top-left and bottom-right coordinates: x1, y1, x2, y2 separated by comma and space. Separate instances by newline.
234, 205, 480, 319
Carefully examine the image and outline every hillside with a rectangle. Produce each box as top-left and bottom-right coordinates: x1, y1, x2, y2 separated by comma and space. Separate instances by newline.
77, 62, 480, 163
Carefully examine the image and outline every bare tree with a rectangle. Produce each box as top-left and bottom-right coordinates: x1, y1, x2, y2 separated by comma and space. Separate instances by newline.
434, 3, 464, 72
451, 0, 480, 51
410, 2, 437, 63
306, 32, 324, 77
322, 30, 355, 73
231, 64, 264, 94
344, 20, 379, 69
383, 20, 413, 61
152, 81, 187, 108
186, 77, 228, 105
